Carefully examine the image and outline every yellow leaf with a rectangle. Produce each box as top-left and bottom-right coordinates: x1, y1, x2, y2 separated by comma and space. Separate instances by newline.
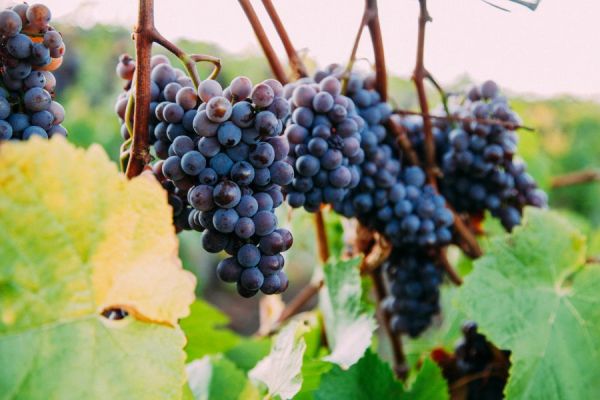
0, 137, 196, 330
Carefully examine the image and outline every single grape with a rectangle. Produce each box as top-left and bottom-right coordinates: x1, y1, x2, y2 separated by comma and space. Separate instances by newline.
213, 181, 242, 208
251, 83, 274, 108
216, 257, 242, 283
206, 96, 232, 123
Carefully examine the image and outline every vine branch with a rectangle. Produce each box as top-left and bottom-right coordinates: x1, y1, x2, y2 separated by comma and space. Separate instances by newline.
372, 267, 408, 379
261, 0, 308, 79
238, 0, 288, 84
394, 109, 535, 132
127, 0, 222, 178
412, 0, 438, 185
551, 169, 600, 188
126, 0, 154, 179
365, 0, 387, 100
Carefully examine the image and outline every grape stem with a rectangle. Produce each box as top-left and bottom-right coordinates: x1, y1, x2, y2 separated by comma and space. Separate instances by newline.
551, 169, 600, 188
394, 109, 535, 132
340, 5, 371, 93
372, 266, 409, 379
261, 0, 308, 79
314, 210, 331, 264
440, 249, 463, 285
127, 0, 221, 178
126, 0, 154, 178
425, 71, 451, 117
388, 114, 422, 166
452, 210, 484, 259
238, 0, 288, 84
413, 0, 439, 186
365, 0, 388, 101
276, 281, 323, 324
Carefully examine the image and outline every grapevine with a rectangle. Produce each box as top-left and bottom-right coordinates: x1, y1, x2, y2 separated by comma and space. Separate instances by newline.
2, 0, 598, 398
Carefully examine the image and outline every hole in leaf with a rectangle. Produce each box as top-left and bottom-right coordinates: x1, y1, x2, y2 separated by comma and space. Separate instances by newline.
101, 308, 129, 320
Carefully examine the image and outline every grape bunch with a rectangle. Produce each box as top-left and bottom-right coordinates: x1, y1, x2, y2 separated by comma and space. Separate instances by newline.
115, 59, 294, 297
434, 80, 546, 231
383, 249, 442, 337
436, 322, 510, 400
186, 77, 294, 297
338, 71, 454, 249
0, 3, 67, 141
115, 54, 197, 231
282, 75, 363, 212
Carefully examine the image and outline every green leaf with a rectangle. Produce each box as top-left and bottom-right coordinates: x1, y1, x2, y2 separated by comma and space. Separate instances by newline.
320, 258, 377, 368
296, 358, 333, 400
315, 350, 404, 399
224, 338, 271, 373
315, 351, 448, 400
403, 358, 449, 400
324, 211, 345, 258
181, 300, 241, 360
186, 355, 259, 400
249, 320, 308, 400
0, 139, 196, 399
457, 207, 600, 400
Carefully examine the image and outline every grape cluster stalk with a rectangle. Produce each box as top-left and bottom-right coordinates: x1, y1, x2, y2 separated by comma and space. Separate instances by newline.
0, 3, 67, 141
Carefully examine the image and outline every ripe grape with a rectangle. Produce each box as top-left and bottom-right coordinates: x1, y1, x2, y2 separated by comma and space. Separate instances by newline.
384, 249, 442, 338
0, 3, 68, 143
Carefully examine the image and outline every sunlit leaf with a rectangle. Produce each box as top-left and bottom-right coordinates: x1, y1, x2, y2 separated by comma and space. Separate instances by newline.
181, 300, 241, 360
457, 208, 600, 399
186, 355, 259, 400
319, 258, 376, 368
0, 138, 196, 399
249, 320, 309, 400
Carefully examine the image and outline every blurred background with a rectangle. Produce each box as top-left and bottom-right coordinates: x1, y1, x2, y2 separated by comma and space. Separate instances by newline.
9, 0, 598, 334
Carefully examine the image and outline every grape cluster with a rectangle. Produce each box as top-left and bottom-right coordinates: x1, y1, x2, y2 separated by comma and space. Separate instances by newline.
187, 77, 293, 297
383, 249, 442, 337
115, 54, 197, 231
299, 67, 453, 337
282, 75, 362, 212
0, 3, 67, 141
338, 72, 454, 249
442, 322, 510, 400
115, 59, 294, 297
437, 81, 546, 231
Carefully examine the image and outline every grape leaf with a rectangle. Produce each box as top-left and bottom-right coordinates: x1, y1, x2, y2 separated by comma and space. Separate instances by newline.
314, 350, 403, 400
249, 320, 308, 400
181, 300, 241, 360
186, 355, 259, 400
457, 207, 600, 399
224, 338, 271, 373
403, 358, 449, 400
0, 138, 196, 399
315, 350, 447, 400
320, 257, 377, 368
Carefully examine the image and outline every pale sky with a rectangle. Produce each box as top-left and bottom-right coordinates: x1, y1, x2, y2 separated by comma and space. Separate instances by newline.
3, 0, 599, 98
